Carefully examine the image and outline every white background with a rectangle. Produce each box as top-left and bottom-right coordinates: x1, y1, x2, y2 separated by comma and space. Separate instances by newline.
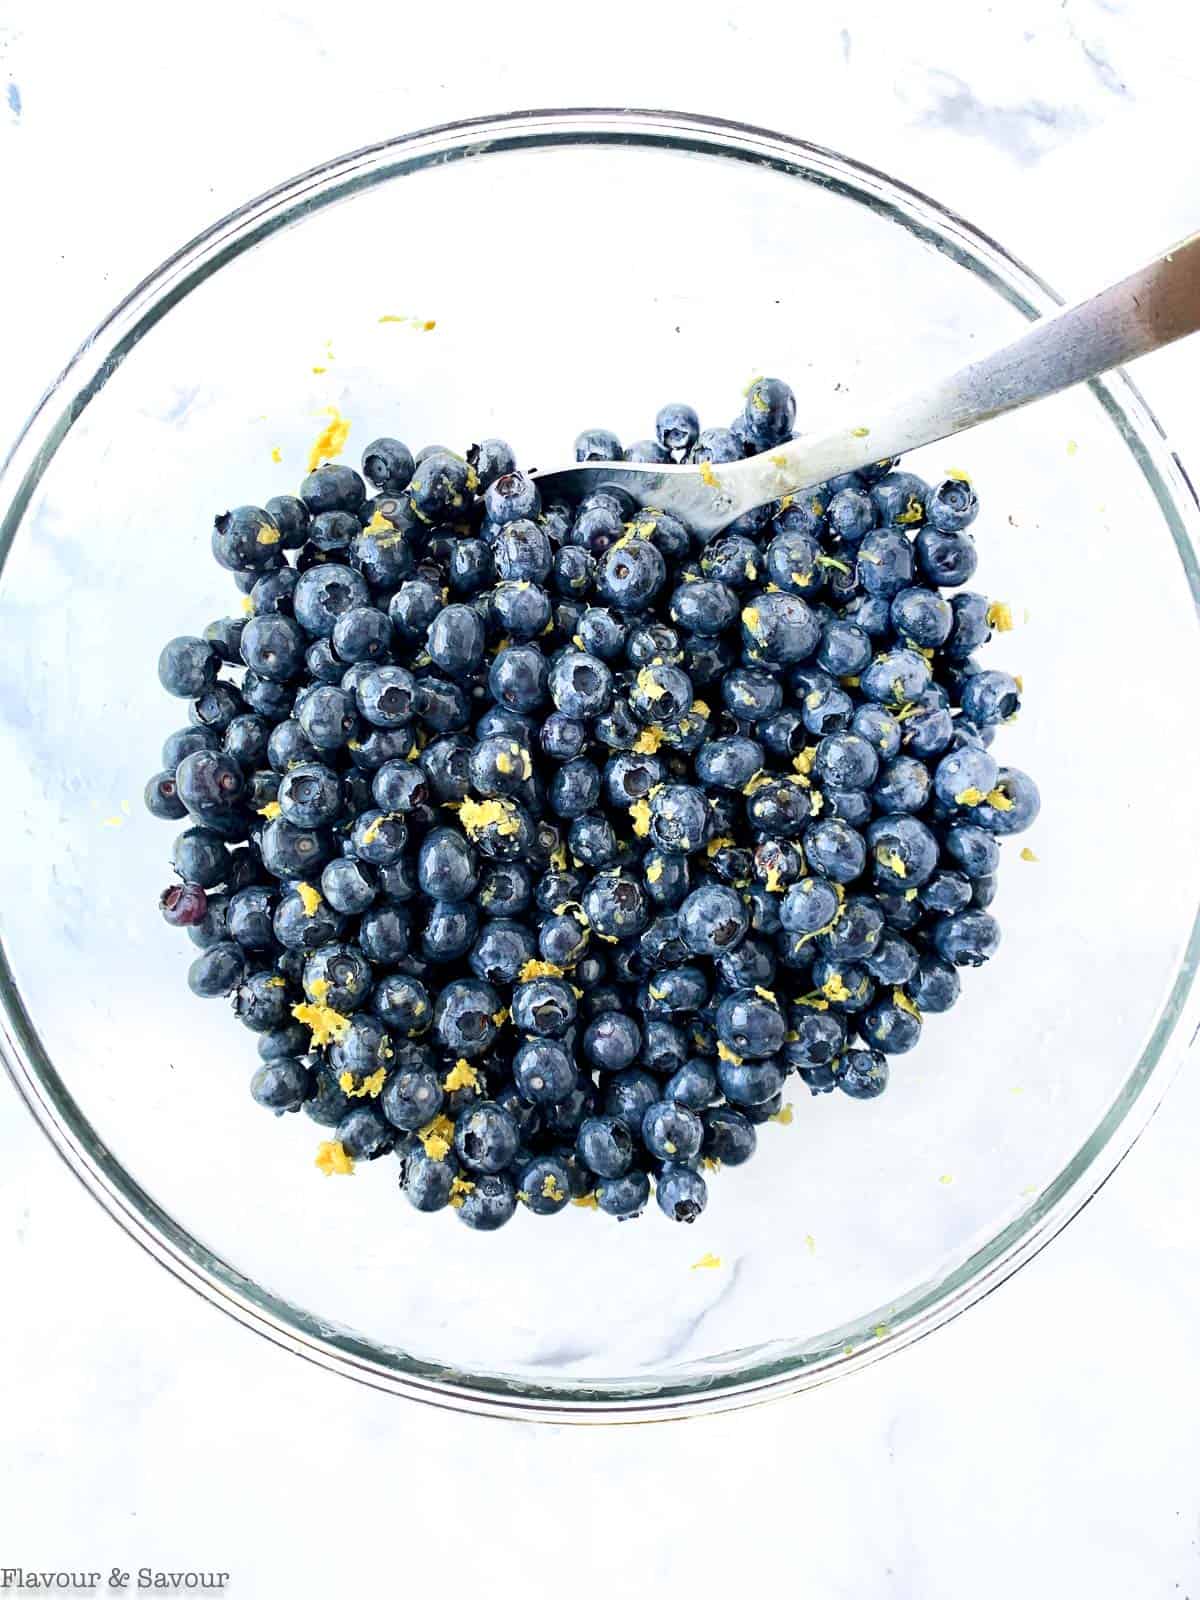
3, 2, 1200, 1594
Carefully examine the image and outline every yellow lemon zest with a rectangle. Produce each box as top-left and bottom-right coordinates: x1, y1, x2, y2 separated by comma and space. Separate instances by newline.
338, 1066, 386, 1100
821, 972, 852, 1003
706, 834, 735, 859
632, 725, 665, 754
876, 846, 907, 877
699, 461, 720, 489
315, 1140, 354, 1176
292, 999, 351, 1048
572, 1192, 600, 1209
448, 1175, 476, 1209
716, 1041, 743, 1066
443, 1059, 481, 1093
306, 407, 351, 474
987, 788, 1015, 811
257, 800, 282, 819
691, 1252, 722, 1269
645, 859, 664, 884
955, 787, 986, 807
893, 989, 922, 1021
417, 1115, 455, 1162
987, 601, 1014, 631
297, 881, 322, 916
542, 1174, 566, 1203
895, 495, 924, 525
770, 1103, 794, 1125
628, 797, 651, 837
363, 507, 396, 536
459, 795, 520, 838
1020, 847, 1038, 862
518, 959, 565, 982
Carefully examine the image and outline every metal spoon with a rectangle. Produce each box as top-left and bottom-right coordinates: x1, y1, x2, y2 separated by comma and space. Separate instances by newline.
532, 231, 1200, 537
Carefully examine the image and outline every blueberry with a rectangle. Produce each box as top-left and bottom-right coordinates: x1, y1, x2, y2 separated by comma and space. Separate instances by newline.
350, 808, 407, 866
516, 1154, 573, 1215
872, 756, 932, 815
944, 823, 1000, 878
303, 943, 371, 1013
740, 590, 819, 665
158, 636, 219, 699
642, 1100, 703, 1162
656, 403, 700, 456
891, 586, 952, 649
361, 437, 415, 494
932, 909, 1001, 967
924, 476, 979, 533
646, 784, 707, 856
293, 563, 371, 637
402, 1147, 460, 1211
944, 592, 992, 660
715, 988, 785, 1061
742, 377, 796, 449
702, 1105, 757, 1164
974, 766, 1039, 834
171, 824, 231, 887
593, 1169, 649, 1219
226, 885, 276, 949
433, 978, 500, 1059
687, 427, 741, 468
513, 1037, 578, 1106
672, 883, 747, 958
916, 525, 978, 587
145, 769, 188, 821
212, 506, 284, 573
159, 881, 209, 928
250, 1058, 312, 1114
300, 464, 366, 516
512, 976, 576, 1038
576, 1115, 634, 1178
908, 957, 961, 1014
187, 941, 246, 998
336, 1104, 394, 1160
574, 428, 623, 462
960, 670, 1021, 727
656, 1164, 707, 1223
489, 643, 550, 714
834, 1049, 889, 1099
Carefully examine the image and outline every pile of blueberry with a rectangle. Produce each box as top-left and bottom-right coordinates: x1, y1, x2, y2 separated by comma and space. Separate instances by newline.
148, 376, 1038, 1230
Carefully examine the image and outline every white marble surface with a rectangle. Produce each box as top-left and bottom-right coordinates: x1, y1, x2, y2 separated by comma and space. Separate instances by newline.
3, 1, 1200, 1594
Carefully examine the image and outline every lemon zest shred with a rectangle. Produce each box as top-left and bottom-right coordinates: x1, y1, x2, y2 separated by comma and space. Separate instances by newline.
443, 1058, 481, 1093
517, 959, 565, 982
893, 989, 922, 1021
292, 999, 351, 1048
306, 407, 351, 474
459, 795, 520, 838
315, 1140, 354, 1176
417, 1114, 455, 1162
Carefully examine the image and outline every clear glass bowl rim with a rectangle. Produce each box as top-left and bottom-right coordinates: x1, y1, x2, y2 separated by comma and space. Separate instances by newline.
2, 106, 1199, 1424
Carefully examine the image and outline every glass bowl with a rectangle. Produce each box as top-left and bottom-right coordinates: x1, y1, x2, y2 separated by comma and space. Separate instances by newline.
2, 109, 1199, 1423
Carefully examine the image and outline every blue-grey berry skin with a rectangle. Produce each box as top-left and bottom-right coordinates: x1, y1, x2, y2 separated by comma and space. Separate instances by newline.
656, 1164, 708, 1223
455, 1173, 518, 1230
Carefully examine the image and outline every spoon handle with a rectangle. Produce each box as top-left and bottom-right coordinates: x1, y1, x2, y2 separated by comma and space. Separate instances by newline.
765, 228, 1200, 495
